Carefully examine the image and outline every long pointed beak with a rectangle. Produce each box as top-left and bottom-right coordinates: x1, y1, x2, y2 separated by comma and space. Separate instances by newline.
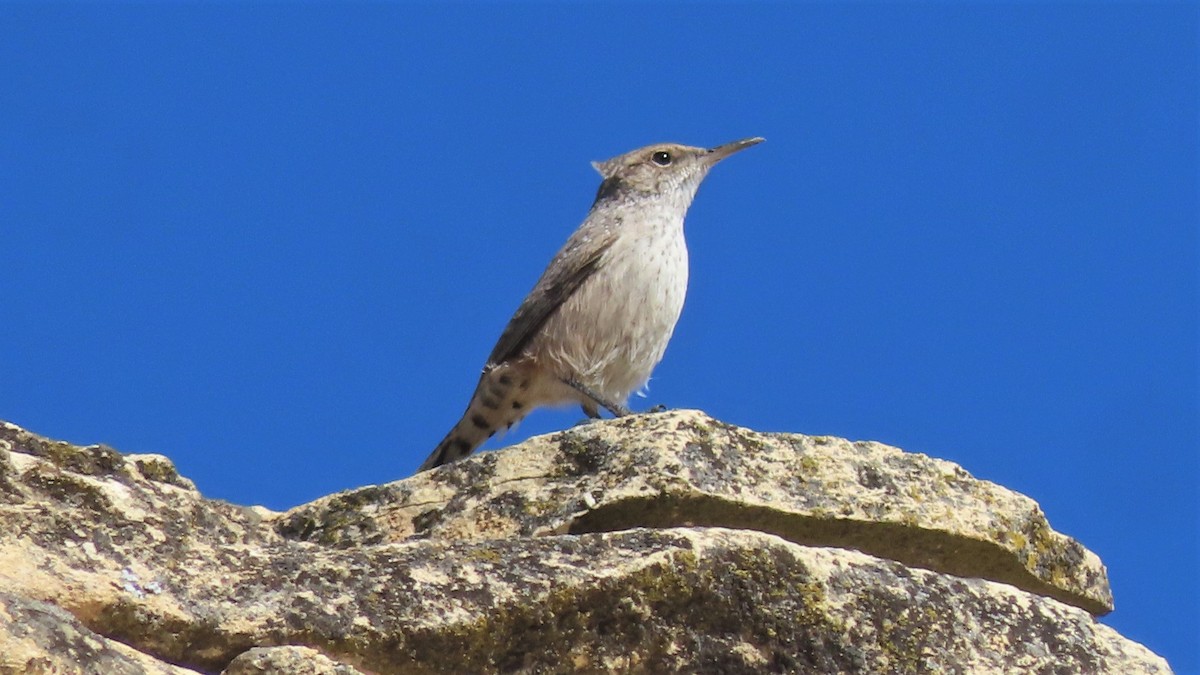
707, 136, 765, 163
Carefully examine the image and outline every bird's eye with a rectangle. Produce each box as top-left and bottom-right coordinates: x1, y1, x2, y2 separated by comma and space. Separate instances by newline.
651, 151, 672, 166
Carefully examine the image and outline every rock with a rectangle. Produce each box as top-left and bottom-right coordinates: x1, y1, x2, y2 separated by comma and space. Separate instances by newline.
223, 646, 365, 675
0, 590, 199, 675
280, 410, 1112, 615
0, 414, 1172, 674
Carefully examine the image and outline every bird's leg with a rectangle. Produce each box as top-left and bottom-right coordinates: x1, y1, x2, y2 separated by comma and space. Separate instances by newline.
571, 400, 604, 427
562, 378, 632, 417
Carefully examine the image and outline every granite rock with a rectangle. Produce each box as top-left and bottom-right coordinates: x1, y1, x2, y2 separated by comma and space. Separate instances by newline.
0, 414, 1170, 674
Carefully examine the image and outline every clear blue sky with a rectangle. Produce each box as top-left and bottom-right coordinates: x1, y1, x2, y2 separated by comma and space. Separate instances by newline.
2, 3, 1195, 670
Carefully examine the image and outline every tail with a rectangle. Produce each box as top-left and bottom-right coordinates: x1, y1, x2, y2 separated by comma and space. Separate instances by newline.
417, 365, 530, 472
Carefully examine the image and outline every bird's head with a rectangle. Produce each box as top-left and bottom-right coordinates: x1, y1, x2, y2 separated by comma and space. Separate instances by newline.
590, 137, 764, 208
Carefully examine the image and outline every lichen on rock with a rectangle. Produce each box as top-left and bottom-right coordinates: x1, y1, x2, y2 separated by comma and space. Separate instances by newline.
0, 414, 1171, 674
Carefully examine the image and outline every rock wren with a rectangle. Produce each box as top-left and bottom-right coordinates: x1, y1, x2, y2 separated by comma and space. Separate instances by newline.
418, 137, 763, 472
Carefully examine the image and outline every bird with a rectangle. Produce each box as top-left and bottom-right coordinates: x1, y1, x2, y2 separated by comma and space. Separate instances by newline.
418, 137, 763, 472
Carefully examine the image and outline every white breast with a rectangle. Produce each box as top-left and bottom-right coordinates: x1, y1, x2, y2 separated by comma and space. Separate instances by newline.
537, 210, 690, 402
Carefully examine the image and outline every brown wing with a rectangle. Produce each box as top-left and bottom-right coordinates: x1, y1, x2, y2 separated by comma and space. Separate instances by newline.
486, 226, 617, 366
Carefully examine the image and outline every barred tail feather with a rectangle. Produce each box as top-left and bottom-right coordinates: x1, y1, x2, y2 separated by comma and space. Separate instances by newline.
417, 366, 529, 472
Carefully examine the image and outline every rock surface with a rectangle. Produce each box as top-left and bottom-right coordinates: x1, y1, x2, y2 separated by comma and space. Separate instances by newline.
0, 412, 1172, 674
280, 412, 1112, 614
